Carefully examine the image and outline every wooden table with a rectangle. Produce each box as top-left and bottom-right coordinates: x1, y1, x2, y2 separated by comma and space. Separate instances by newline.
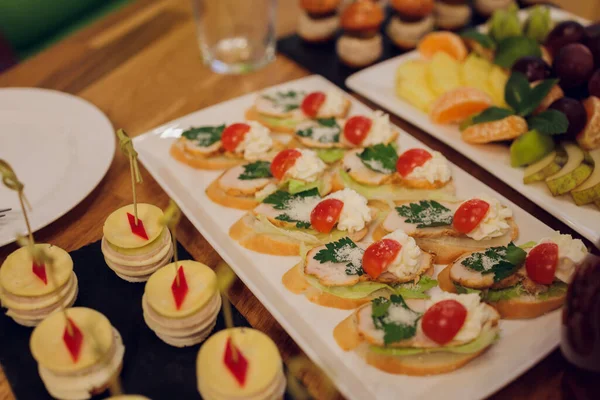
0, 1, 597, 399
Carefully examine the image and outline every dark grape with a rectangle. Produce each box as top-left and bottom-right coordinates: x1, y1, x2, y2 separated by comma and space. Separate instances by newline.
585, 22, 600, 39
589, 69, 600, 98
584, 35, 600, 68
548, 97, 587, 137
545, 21, 586, 56
553, 44, 595, 89
512, 56, 551, 82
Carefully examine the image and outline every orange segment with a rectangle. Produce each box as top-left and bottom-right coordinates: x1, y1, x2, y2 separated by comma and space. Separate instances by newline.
418, 32, 468, 62
430, 88, 493, 124
461, 115, 528, 144
577, 96, 600, 150
533, 82, 564, 115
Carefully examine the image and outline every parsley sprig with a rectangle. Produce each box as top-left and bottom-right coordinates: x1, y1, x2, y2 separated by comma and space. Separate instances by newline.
396, 200, 453, 228
313, 237, 364, 276
296, 118, 341, 143
238, 161, 272, 180
262, 188, 320, 229
181, 125, 225, 147
371, 295, 421, 345
461, 243, 527, 282
358, 144, 398, 174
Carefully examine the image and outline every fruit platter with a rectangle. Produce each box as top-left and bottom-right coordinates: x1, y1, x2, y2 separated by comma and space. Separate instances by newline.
346, 6, 600, 248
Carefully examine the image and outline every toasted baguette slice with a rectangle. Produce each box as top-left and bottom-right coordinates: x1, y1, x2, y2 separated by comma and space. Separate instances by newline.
170, 142, 243, 170
437, 264, 566, 319
205, 178, 260, 210
229, 213, 368, 256
245, 106, 302, 133
170, 139, 285, 170
282, 260, 435, 309
373, 218, 519, 264
333, 306, 499, 375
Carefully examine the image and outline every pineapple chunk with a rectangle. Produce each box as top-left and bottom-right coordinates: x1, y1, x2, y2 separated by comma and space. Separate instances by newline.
462, 54, 494, 98
488, 65, 509, 107
395, 60, 437, 111
427, 52, 463, 97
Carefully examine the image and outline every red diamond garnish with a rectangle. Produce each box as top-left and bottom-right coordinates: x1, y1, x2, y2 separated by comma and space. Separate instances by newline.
127, 212, 149, 240
171, 266, 189, 310
62, 318, 83, 363
224, 337, 248, 386
32, 262, 47, 285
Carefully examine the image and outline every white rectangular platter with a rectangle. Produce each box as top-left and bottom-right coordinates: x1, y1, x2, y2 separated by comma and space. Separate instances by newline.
135, 75, 561, 400
346, 8, 599, 250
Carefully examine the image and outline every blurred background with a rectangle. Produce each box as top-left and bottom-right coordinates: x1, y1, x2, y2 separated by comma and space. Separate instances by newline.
0, 0, 598, 73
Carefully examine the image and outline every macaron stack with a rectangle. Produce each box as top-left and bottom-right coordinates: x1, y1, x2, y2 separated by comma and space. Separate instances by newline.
298, 0, 342, 42
102, 203, 174, 282
434, 0, 472, 30
142, 260, 221, 347
387, 0, 435, 49
30, 307, 125, 400
0, 244, 78, 327
337, 0, 385, 67
197, 328, 286, 400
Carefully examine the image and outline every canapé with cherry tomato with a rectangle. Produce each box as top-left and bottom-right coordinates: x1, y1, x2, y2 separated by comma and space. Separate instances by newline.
337, 144, 456, 201
376, 194, 519, 264
333, 292, 500, 375
170, 121, 282, 170
438, 232, 588, 319
282, 228, 437, 309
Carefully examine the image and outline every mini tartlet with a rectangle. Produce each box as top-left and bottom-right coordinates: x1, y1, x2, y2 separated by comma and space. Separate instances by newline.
196, 328, 286, 400
434, 0, 471, 31
0, 244, 78, 327
142, 261, 221, 347
102, 203, 174, 282
337, 0, 385, 67
30, 307, 125, 400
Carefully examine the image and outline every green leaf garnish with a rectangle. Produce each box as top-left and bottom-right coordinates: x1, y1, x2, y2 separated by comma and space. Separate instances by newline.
461, 243, 527, 282
527, 109, 569, 135
371, 295, 421, 345
358, 144, 398, 174
313, 237, 364, 276
505, 72, 531, 112
394, 276, 437, 299
460, 29, 496, 49
472, 107, 515, 125
494, 36, 542, 69
518, 79, 559, 116
504, 73, 559, 117
296, 118, 341, 143
395, 200, 453, 228
238, 161, 272, 180
181, 125, 225, 147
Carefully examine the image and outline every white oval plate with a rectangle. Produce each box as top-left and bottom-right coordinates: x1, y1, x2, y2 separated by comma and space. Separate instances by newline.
0, 88, 114, 247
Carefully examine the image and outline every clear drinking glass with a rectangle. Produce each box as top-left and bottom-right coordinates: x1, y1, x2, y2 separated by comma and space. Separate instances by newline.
191, 0, 277, 74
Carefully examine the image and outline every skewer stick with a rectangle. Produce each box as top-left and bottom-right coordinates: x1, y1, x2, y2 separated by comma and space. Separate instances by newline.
160, 200, 181, 285
0, 160, 33, 242
116, 130, 143, 224
216, 262, 239, 362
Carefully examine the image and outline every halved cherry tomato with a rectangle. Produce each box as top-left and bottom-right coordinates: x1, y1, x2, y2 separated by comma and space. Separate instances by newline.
362, 239, 402, 279
270, 149, 302, 180
452, 199, 490, 234
344, 116, 372, 145
422, 299, 467, 345
221, 123, 251, 152
526, 242, 559, 285
396, 148, 432, 177
301, 91, 326, 117
310, 199, 344, 233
